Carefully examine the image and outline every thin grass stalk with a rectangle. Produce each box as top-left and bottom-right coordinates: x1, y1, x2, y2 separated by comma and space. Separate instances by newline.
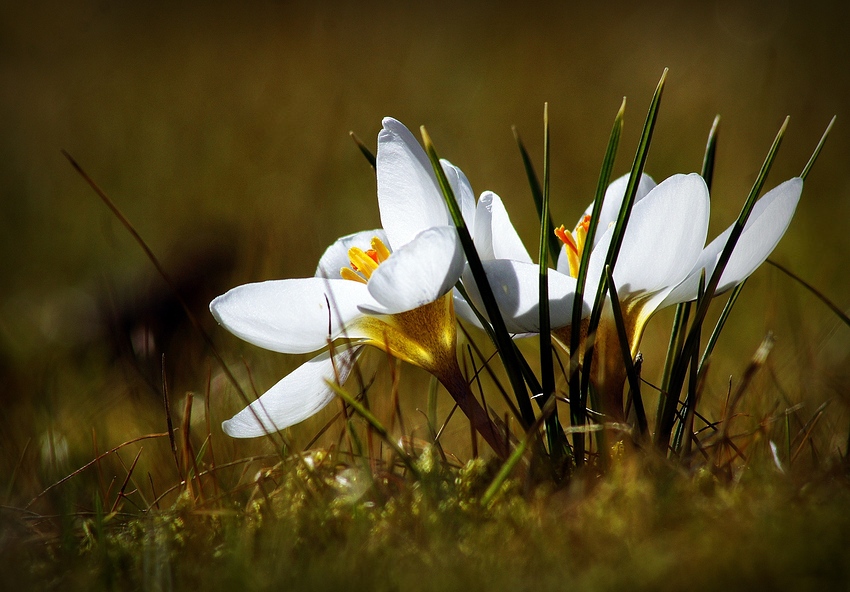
481, 395, 558, 507
656, 115, 720, 434
514, 126, 562, 262
569, 97, 626, 465
801, 115, 836, 181
61, 151, 288, 454
766, 259, 850, 330
674, 271, 705, 454
697, 280, 747, 377
656, 302, 691, 428
657, 117, 789, 450
581, 70, 667, 428
328, 381, 422, 479
604, 266, 647, 437
421, 127, 535, 427
537, 104, 566, 465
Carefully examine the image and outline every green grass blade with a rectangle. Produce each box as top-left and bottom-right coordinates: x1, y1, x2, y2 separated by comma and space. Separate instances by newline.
581, 69, 667, 424
420, 127, 535, 428
801, 115, 836, 181
604, 265, 647, 437
569, 97, 626, 466
349, 131, 377, 170
701, 115, 721, 192
657, 116, 790, 450
673, 270, 705, 454
537, 104, 567, 467
514, 126, 562, 263
328, 381, 422, 479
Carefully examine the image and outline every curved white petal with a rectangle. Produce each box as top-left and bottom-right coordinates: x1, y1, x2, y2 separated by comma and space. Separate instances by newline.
377, 117, 450, 249
222, 345, 364, 437
315, 229, 389, 279
661, 177, 803, 307
583, 172, 657, 248
441, 159, 476, 230
360, 225, 464, 315
210, 278, 370, 354
453, 288, 484, 329
462, 259, 585, 334
610, 173, 709, 299
473, 191, 532, 264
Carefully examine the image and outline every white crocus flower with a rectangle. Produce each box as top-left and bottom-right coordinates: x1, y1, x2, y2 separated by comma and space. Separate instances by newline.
551, 173, 803, 421
211, 117, 508, 456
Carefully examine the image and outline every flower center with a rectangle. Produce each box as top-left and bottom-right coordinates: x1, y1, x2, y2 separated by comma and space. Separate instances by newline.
555, 214, 591, 278
340, 236, 391, 283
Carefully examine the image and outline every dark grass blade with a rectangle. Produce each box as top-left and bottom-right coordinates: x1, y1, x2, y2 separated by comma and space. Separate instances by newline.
514, 126, 562, 263
350, 131, 377, 170
657, 117, 790, 450
604, 266, 647, 437
581, 69, 668, 425
420, 127, 535, 428
656, 116, 719, 432
569, 97, 626, 465
537, 104, 568, 468
673, 270, 705, 454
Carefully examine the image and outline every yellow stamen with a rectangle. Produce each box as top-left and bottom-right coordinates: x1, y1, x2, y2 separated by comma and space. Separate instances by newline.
340, 267, 368, 284
340, 236, 392, 283
555, 216, 593, 279
348, 247, 379, 279
371, 237, 391, 262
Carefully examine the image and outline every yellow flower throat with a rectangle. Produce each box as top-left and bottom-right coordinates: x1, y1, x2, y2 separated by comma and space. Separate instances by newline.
340, 237, 391, 283
555, 214, 591, 278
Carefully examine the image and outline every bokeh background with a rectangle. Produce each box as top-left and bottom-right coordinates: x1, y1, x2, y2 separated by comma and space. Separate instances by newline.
2, 0, 849, 504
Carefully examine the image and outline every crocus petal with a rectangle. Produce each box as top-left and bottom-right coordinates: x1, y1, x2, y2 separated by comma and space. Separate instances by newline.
222, 345, 363, 437
315, 229, 389, 279
441, 159, 476, 230
377, 117, 450, 249
473, 191, 532, 264
360, 225, 464, 315
453, 288, 484, 329
583, 172, 657, 248
662, 177, 803, 307
603, 173, 710, 299
211, 278, 371, 354
462, 259, 584, 334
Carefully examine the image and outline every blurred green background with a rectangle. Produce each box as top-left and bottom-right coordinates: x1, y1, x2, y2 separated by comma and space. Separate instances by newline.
1, 0, 848, 502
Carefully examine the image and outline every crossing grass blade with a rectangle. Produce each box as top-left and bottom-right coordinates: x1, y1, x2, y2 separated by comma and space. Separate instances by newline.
568, 97, 626, 466
657, 117, 790, 450
420, 127, 535, 428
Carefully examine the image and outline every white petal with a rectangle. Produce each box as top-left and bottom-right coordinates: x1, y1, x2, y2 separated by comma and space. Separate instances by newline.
662, 177, 803, 306
222, 345, 363, 437
315, 229, 389, 279
360, 225, 464, 315
610, 173, 709, 299
462, 260, 585, 334
210, 278, 370, 354
377, 117, 450, 249
473, 191, 532, 264
453, 288, 484, 329
583, 172, 657, 248
441, 159, 476, 230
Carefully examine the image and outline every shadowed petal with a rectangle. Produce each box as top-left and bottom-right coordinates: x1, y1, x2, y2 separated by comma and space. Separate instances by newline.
441, 159, 476, 230
361, 226, 464, 315
463, 259, 584, 334
211, 278, 370, 354
222, 345, 364, 437
474, 191, 532, 264
609, 173, 709, 299
662, 177, 803, 307
583, 172, 657, 248
315, 229, 388, 279
377, 117, 450, 249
